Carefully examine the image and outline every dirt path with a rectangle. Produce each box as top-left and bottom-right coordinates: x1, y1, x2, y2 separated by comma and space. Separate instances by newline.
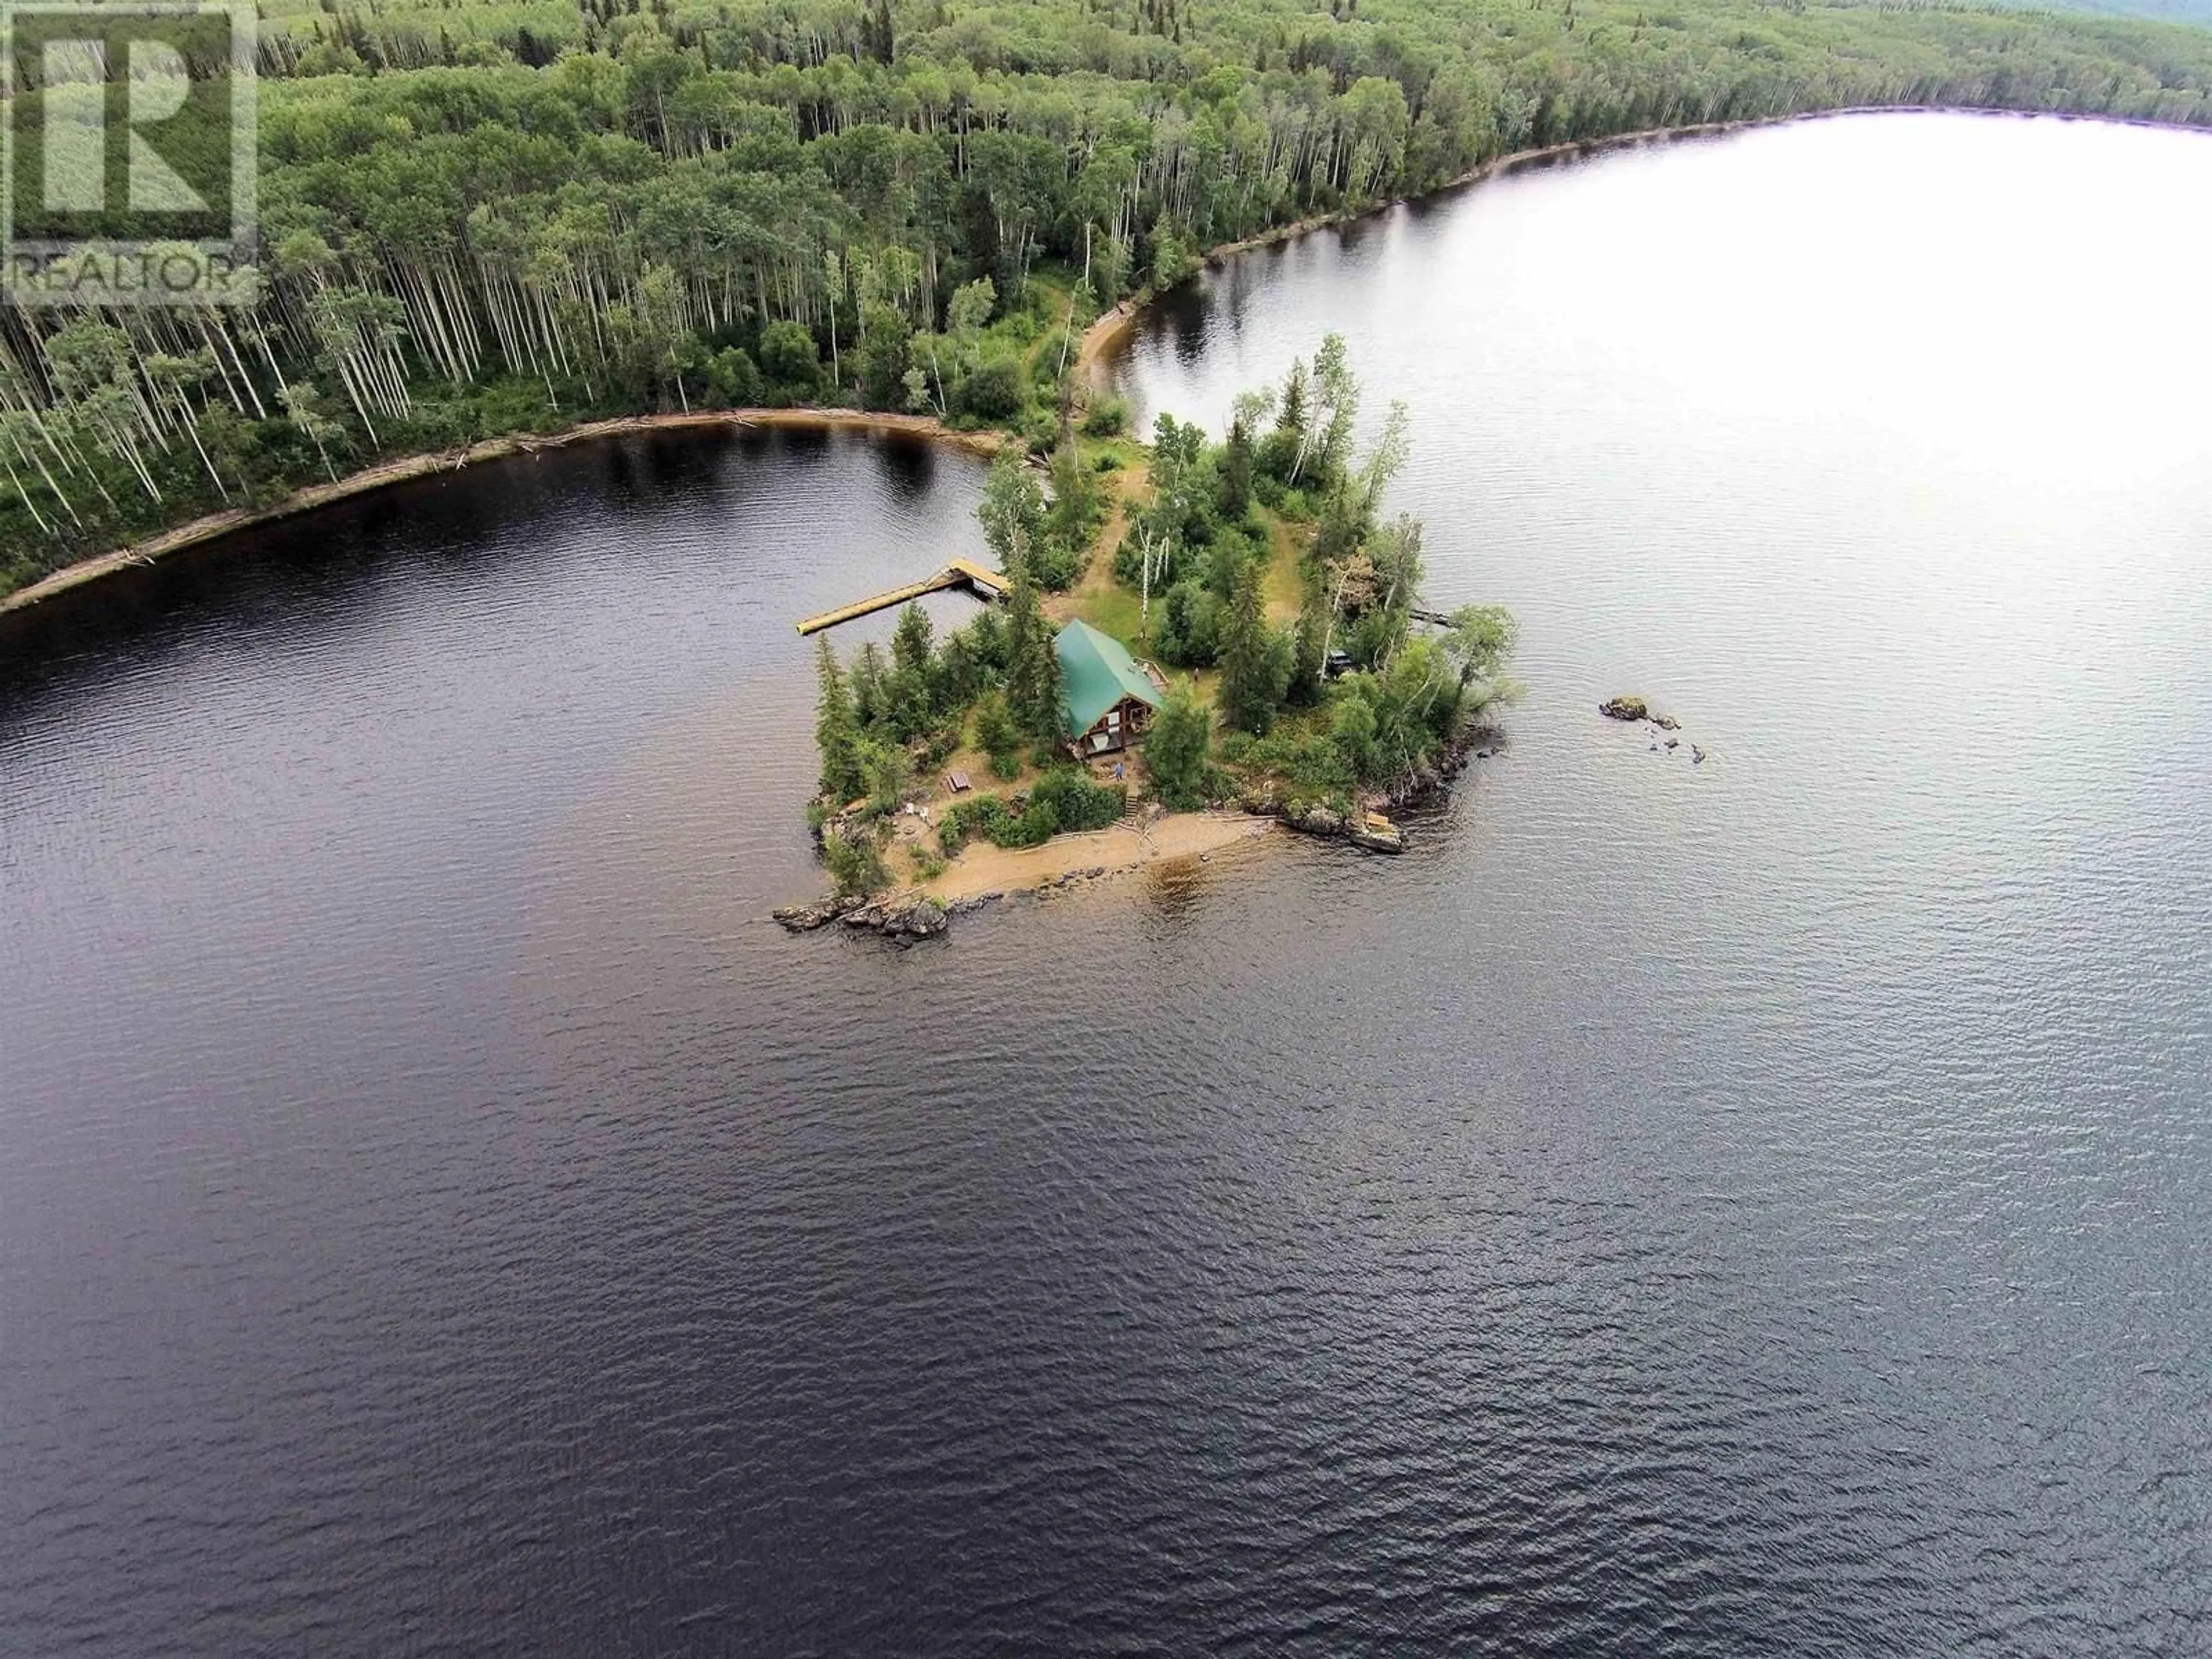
1262, 510, 1307, 624
1046, 457, 1148, 633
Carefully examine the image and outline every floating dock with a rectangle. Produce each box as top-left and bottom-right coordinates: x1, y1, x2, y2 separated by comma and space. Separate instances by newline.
795, 558, 1010, 635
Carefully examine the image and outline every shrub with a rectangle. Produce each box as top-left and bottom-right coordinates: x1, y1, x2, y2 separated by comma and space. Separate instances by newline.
974, 694, 1023, 777
1226, 724, 1357, 798
952, 357, 1024, 421
1028, 767, 1126, 832
1029, 537, 1086, 592
464, 374, 564, 435
1082, 396, 1128, 437
1145, 684, 1213, 810
1154, 579, 1224, 668
997, 799, 1058, 846
823, 825, 889, 896
938, 783, 1101, 852
1255, 429, 1301, 482
706, 346, 763, 407
1112, 533, 1143, 587
759, 321, 820, 395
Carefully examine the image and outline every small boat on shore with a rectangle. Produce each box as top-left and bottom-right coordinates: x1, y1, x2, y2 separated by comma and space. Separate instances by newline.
1349, 812, 1406, 854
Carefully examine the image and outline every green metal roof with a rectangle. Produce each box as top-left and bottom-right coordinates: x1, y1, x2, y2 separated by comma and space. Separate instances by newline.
1055, 619, 1161, 736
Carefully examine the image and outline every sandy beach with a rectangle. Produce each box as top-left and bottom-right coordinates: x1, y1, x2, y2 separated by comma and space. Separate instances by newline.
920, 809, 1276, 902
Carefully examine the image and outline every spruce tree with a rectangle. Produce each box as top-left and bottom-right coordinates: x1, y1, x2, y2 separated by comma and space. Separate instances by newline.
1275, 359, 1308, 440
1217, 560, 1286, 735
814, 639, 866, 802
849, 640, 889, 728
1290, 569, 1330, 705
1219, 417, 1254, 520
1002, 548, 1065, 748
891, 603, 933, 674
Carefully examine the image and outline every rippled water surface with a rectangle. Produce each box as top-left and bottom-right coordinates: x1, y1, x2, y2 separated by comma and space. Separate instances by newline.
5, 113, 2210, 1656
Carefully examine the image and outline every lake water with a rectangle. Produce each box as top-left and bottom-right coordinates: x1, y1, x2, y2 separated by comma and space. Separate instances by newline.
3, 112, 2208, 1656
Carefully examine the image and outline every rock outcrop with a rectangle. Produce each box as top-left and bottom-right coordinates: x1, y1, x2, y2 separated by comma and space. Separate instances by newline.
1597, 696, 1709, 765
774, 892, 948, 939
772, 895, 857, 931
1229, 725, 1501, 851
1285, 802, 1345, 838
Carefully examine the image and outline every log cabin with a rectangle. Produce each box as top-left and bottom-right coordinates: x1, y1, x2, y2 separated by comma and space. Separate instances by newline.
1055, 619, 1166, 758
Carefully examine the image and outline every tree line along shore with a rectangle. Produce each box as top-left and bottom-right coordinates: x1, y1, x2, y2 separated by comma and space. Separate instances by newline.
783, 334, 1519, 929
6, 0, 2212, 594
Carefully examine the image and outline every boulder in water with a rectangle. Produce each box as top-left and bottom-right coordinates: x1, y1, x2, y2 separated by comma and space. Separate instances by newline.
1601, 695, 1648, 722
885, 897, 948, 938
774, 895, 857, 932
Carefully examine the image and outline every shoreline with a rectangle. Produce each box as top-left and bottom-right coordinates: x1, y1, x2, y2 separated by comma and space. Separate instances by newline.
1073, 102, 2194, 392
1073, 112, 1827, 391
0, 408, 1008, 617
774, 808, 1281, 935
13, 104, 2197, 621
923, 808, 1277, 903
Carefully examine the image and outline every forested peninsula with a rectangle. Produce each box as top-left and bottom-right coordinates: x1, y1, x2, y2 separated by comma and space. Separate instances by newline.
6, 0, 2212, 597
779, 334, 1518, 934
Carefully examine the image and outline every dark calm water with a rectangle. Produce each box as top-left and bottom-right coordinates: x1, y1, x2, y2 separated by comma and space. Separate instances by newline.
5, 112, 2210, 1657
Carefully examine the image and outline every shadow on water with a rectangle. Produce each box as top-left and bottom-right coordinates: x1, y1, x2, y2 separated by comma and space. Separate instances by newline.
871, 430, 940, 498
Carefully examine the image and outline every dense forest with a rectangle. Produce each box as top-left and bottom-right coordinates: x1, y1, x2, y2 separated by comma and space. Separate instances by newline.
7, 0, 2212, 592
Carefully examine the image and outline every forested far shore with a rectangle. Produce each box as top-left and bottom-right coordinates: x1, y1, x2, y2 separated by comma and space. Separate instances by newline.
7, 0, 2212, 594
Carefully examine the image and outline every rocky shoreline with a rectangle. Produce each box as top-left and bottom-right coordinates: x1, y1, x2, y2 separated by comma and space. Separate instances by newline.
772, 865, 1128, 941
774, 725, 1510, 941
1236, 724, 1502, 842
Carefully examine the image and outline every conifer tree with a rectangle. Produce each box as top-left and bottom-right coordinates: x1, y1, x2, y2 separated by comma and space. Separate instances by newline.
1145, 683, 1213, 809
1219, 417, 1253, 520
890, 601, 934, 680
1217, 560, 1289, 734
1002, 546, 1065, 747
815, 638, 867, 802
849, 640, 889, 729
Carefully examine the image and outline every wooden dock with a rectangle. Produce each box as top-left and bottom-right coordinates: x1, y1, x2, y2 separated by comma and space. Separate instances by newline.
795, 558, 1010, 635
